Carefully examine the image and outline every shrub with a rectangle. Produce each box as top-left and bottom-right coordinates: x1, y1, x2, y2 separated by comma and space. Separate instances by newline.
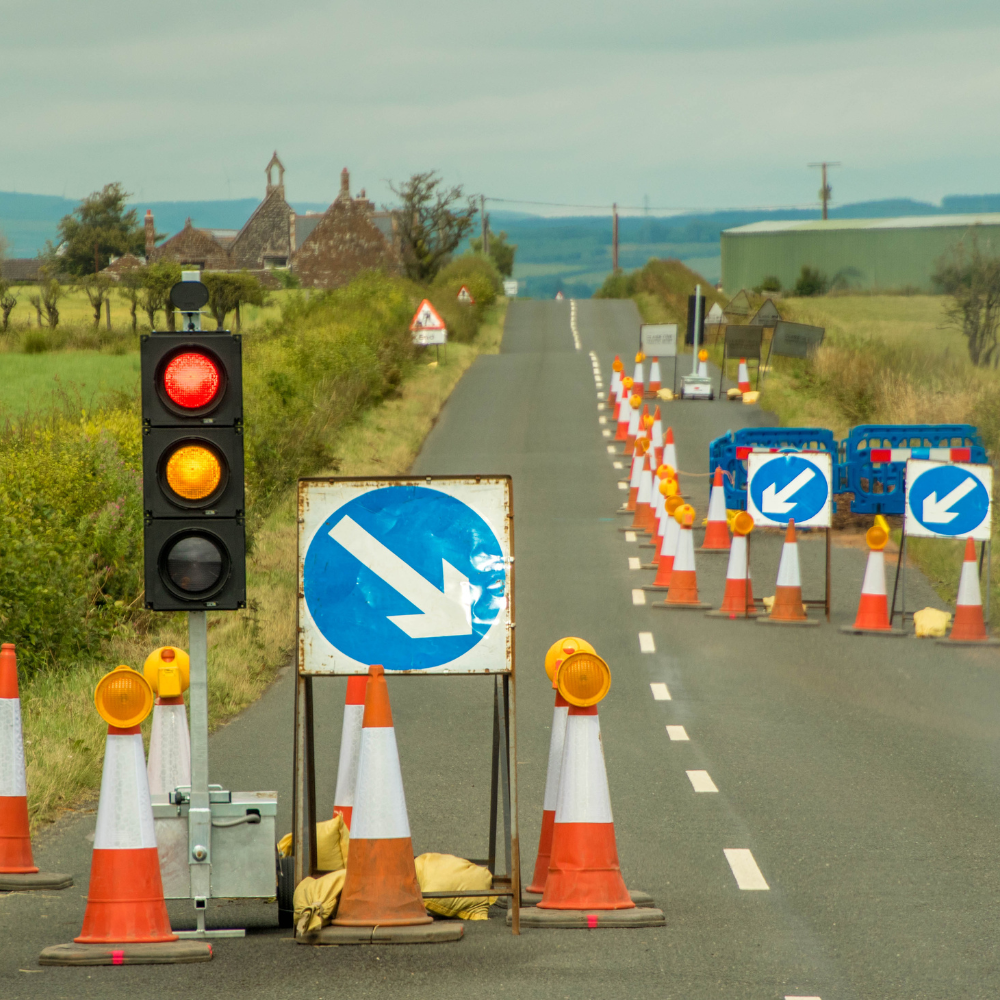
793, 266, 828, 297
594, 271, 638, 298
758, 275, 781, 293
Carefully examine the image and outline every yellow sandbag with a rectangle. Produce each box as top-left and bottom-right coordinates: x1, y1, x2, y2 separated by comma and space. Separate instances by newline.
293, 869, 346, 935
658, 389, 674, 401
742, 391, 760, 404
276, 815, 350, 871
414, 853, 496, 920
914, 607, 952, 638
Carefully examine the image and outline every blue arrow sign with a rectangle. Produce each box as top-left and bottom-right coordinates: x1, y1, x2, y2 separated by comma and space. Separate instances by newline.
303, 485, 506, 670
908, 464, 990, 537
749, 454, 829, 525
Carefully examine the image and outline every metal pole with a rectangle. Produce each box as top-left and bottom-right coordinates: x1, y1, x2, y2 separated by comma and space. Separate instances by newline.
825, 527, 831, 621
692, 285, 701, 375
507, 671, 521, 936
987, 540, 992, 625
187, 611, 211, 906
900, 533, 907, 626
612, 204, 619, 273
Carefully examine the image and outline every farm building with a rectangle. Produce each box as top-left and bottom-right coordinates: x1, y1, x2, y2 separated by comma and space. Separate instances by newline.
721, 214, 1000, 294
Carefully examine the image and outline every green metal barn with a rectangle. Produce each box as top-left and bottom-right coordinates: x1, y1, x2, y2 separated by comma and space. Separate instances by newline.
721, 214, 1000, 294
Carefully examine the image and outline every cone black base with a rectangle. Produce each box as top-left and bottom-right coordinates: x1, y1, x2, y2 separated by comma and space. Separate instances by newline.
518, 889, 655, 908
0, 872, 73, 891
299, 922, 464, 945
508, 907, 665, 929
839, 625, 906, 637
757, 617, 820, 627
936, 637, 1000, 646
651, 602, 712, 611
705, 609, 761, 619
39, 941, 212, 965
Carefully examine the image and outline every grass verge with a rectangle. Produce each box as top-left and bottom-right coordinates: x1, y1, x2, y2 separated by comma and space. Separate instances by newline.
21, 300, 506, 829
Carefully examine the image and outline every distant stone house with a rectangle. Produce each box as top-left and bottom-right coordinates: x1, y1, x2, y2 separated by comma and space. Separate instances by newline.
0, 259, 44, 282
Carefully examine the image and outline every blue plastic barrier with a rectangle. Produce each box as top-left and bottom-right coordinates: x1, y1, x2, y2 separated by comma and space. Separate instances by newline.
842, 424, 986, 514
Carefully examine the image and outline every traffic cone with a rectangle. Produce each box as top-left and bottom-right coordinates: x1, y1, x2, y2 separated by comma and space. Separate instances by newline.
840, 518, 905, 636
624, 393, 642, 452
76, 724, 177, 943
623, 439, 648, 512
663, 428, 678, 487
699, 467, 731, 552
631, 352, 645, 397
941, 538, 999, 645
0, 643, 37, 875
646, 466, 669, 561
628, 455, 654, 533
608, 356, 622, 404
333, 675, 368, 827
538, 704, 633, 910
758, 520, 818, 626
646, 496, 683, 587
649, 407, 663, 467
647, 357, 661, 395
146, 696, 190, 798
737, 358, 751, 393
528, 638, 594, 895
654, 506, 710, 609
696, 349, 709, 378
333, 665, 432, 928
614, 379, 631, 442
707, 512, 759, 618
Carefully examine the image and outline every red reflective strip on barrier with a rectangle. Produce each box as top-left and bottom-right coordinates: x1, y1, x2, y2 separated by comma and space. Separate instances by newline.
112, 950, 124, 965
870, 449, 891, 462
736, 447, 752, 459
953, 448, 971, 461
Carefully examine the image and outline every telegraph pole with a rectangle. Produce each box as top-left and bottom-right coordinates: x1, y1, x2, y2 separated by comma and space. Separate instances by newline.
480, 195, 489, 256
612, 203, 619, 272
808, 162, 841, 220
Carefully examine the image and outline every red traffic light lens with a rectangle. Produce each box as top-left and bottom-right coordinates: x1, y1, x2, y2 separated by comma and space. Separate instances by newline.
163, 352, 221, 410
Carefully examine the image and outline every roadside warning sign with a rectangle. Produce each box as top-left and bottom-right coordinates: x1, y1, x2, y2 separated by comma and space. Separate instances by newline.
555, 291, 564, 300
410, 299, 447, 346
457, 285, 475, 304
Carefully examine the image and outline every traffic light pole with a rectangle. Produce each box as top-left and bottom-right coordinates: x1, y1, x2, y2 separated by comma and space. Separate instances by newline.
187, 610, 212, 922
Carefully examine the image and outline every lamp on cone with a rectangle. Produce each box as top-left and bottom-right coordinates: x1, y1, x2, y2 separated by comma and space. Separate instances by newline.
528, 637, 595, 896
841, 517, 905, 636
333, 665, 432, 928
940, 538, 1000, 646
143, 646, 191, 798
608, 356, 623, 403
707, 512, 759, 618
333, 675, 368, 826
758, 520, 819, 627
654, 505, 711, 609
699, 467, 731, 552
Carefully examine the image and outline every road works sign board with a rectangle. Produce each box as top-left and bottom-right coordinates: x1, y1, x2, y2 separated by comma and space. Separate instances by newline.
904, 460, 992, 541
298, 477, 512, 674
640, 323, 678, 356
410, 299, 447, 346
747, 452, 833, 528
503, 280, 518, 297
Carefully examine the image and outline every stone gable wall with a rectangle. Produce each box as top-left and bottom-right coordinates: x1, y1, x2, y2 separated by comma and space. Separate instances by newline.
230, 190, 293, 270
150, 226, 233, 270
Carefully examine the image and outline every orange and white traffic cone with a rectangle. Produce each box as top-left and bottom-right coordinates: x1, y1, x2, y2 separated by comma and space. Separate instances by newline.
841, 518, 904, 636
646, 495, 683, 587
654, 505, 711, 609
631, 352, 645, 397
333, 665, 432, 928
143, 646, 191, 799
707, 512, 759, 618
624, 393, 642, 452
647, 357, 661, 395
528, 638, 594, 895
614, 377, 632, 441
737, 358, 751, 393
699, 467, 731, 552
663, 428, 678, 489
333, 675, 368, 827
696, 349, 709, 379
624, 440, 646, 512
649, 407, 663, 467
645, 466, 669, 560
0, 643, 38, 876
758, 520, 818, 626
941, 538, 999, 645
608, 356, 622, 404
628, 455, 655, 533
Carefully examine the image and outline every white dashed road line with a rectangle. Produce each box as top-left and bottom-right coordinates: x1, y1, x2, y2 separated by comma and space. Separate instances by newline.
666, 725, 689, 741
602, 429, 612, 437
613, 461, 623, 469
638, 631, 656, 653
618, 481, 628, 490
628, 557, 642, 570
650, 682, 671, 700
625, 531, 636, 542
724, 849, 770, 890
785, 996, 822, 999
569, 299, 581, 350
607, 444, 617, 453
632, 589, 646, 605
599, 416, 607, 424
686, 770, 718, 793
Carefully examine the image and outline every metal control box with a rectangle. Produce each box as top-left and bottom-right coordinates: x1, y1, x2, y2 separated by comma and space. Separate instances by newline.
153, 790, 277, 899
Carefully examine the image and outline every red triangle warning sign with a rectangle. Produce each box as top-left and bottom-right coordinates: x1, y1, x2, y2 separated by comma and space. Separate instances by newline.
457, 285, 475, 304
410, 299, 446, 331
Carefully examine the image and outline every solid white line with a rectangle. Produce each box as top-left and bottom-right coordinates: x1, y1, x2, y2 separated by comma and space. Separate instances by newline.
724, 849, 769, 890
613, 461, 623, 469
686, 770, 718, 793
638, 631, 655, 653
650, 682, 671, 700
632, 589, 646, 605
625, 531, 636, 542
666, 725, 689, 741
784, 996, 822, 999
628, 557, 642, 570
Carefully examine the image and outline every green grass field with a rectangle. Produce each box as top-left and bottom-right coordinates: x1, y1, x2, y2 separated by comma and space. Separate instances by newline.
0, 351, 140, 416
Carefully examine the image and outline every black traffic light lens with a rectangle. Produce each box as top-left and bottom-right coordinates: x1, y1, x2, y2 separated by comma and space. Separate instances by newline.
162, 532, 229, 597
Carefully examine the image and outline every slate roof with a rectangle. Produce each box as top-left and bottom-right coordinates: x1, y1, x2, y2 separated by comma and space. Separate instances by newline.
0, 258, 43, 281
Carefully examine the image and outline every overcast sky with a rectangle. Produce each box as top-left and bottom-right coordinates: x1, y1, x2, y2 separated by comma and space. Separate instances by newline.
2, 1, 999, 214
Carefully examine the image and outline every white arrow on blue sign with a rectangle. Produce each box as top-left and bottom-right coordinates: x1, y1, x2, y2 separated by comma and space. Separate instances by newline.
904, 460, 992, 541
747, 452, 833, 528
298, 478, 512, 674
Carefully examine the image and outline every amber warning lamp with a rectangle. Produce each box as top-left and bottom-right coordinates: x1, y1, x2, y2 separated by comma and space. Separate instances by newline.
94, 666, 154, 729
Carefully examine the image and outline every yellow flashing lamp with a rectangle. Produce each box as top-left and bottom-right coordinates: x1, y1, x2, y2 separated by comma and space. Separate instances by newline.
642, 413, 654, 430
143, 646, 191, 699
635, 437, 649, 454
95, 665, 154, 729
635, 351, 645, 363
698, 349, 708, 362
630, 393, 642, 409
556, 651, 611, 707
866, 515, 889, 551
665, 495, 684, 516
622, 376, 633, 390
675, 502, 696, 527
732, 511, 755, 536
164, 443, 224, 502
544, 637, 595, 682
659, 477, 679, 497
613, 358, 624, 372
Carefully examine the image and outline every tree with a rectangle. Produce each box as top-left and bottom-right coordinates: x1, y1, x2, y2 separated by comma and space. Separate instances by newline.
117, 270, 143, 333
32, 266, 63, 328
390, 172, 477, 282
0, 232, 16, 332
138, 261, 182, 331
934, 237, 1000, 367
51, 183, 154, 276
202, 272, 266, 330
80, 273, 114, 328
470, 229, 516, 277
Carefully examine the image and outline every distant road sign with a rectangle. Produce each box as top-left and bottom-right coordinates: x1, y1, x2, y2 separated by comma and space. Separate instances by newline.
749, 299, 781, 327
904, 460, 992, 540
724, 325, 763, 360
640, 324, 677, 356
770, 321, 824, 359
503, 280, 518, 297
299, 478, 512, 674
747, 452, 832, 528
457, 285, 475, 304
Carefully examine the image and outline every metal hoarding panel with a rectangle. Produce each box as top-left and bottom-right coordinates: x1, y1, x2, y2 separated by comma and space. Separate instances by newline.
640, 324, 678, 356
724, 325, 763, 359
770, 321, 825, 359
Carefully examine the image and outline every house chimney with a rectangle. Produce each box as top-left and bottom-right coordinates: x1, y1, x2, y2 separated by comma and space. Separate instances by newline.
339, 167, 350, 201
145, 209, 155, 260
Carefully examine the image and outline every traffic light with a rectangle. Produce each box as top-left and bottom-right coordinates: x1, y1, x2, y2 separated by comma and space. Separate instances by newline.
141, 279, 246, 611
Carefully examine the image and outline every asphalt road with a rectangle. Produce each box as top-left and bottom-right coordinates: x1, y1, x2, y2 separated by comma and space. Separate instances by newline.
3, 298, 998, 999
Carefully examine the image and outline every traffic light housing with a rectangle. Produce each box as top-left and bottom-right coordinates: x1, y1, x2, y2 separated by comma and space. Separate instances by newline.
141, 282, 246, 611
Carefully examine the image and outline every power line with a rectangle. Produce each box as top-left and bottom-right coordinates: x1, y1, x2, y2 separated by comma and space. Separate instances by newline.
483, 195, 821, 214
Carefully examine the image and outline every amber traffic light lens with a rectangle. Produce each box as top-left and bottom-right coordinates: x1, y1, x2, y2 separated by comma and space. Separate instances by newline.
163, 352, 221, 409
165, 444, 223, 501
